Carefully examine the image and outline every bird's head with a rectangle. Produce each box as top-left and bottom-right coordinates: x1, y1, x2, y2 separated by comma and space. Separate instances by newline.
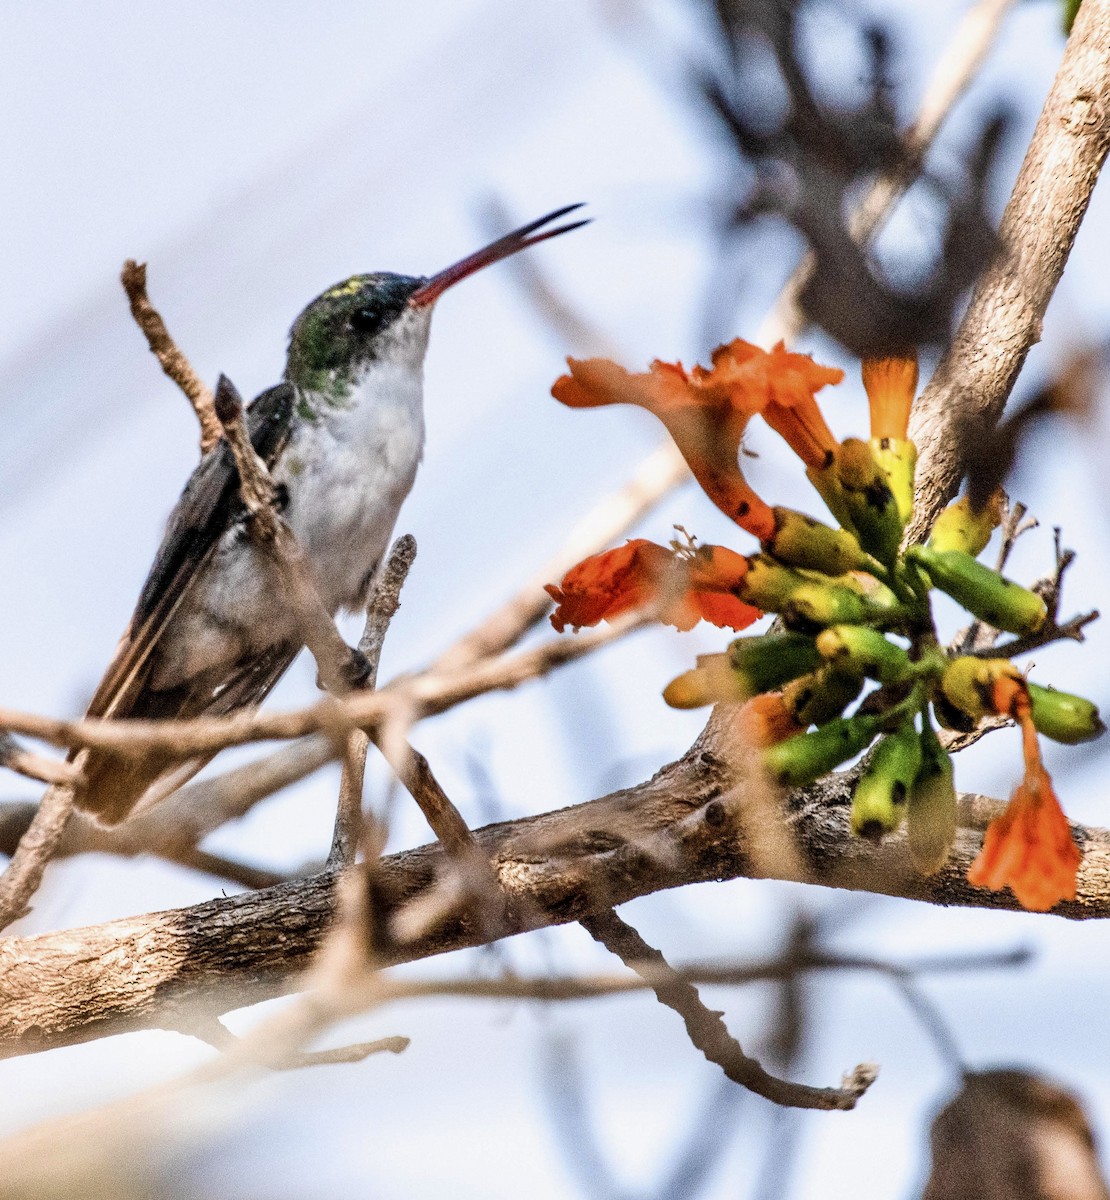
284, 204, 588, 399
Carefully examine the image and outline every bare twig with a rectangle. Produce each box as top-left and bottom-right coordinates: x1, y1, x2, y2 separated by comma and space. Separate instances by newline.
908, 0, 1110, 539
996, 500, 1036, 572
0, 612, 643, 762
971, 608, 1099, 660
0, 735, 80, 788
580, 908, 876, 1111
167, 847, 291, 891
213, 375, 368, 698
272, 1036, 410, 1070
0, 762, 82, 930
120, 260, 221, 453
329, 536, 418, 869
191, 1018, 409, 1070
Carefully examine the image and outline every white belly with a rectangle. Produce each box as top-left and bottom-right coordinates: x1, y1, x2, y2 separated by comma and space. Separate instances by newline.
151, 365, 424, 690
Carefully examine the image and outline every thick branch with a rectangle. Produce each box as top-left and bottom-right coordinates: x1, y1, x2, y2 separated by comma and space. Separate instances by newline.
2, 724, 1107, 1060
908, 0, 1110, 537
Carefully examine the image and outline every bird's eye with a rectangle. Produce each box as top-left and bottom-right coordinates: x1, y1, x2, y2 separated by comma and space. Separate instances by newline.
350, 307, 384, 335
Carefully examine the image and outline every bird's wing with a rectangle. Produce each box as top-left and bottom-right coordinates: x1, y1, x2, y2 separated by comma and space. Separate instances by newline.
82, 382, 295, 723
77, 383, 296, 823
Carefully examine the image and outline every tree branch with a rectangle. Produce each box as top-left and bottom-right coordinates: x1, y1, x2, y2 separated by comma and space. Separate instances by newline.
908, 0, 1110, 539
0, 718, 1104, 1061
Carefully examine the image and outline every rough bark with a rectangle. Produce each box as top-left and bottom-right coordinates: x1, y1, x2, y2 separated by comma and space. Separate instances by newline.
3, 724, 1109, 1061
908, 0, 1110, 538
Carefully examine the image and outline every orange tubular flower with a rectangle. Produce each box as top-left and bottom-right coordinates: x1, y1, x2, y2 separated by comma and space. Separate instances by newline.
545, 539, 760, 634
552, 358, 776, 540
703, 339, 844, 470
966, 677, 1081, 912
861, 354, 918, 441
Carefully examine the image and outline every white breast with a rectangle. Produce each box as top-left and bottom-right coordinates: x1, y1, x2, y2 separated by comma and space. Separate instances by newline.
277, 359, 426, 612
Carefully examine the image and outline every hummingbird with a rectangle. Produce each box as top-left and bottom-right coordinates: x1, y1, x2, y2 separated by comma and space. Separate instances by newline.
77, 205, 588, 824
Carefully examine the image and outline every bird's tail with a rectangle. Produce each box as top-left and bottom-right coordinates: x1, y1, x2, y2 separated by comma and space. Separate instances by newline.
74, 679, 200, 825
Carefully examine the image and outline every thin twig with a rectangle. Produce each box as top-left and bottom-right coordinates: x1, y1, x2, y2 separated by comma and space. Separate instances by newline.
167, 847, 291, 891
329, 536, 418, 869
971, 609, 1099, 660
0, 612, 644, 762
0, 735, 80, 788
120, 260, 221, 453
213, 375, 369, 698
191, 1019, 409, 1070
580, 908, 876, 1111
0, 764, 82, 931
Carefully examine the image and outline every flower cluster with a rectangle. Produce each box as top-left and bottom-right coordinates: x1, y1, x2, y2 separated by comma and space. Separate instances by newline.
545, 340, 1103, 912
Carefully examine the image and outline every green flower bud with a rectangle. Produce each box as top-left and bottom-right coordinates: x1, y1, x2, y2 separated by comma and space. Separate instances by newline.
1027, 683, 1106, 745
782, 663, 865, 727
739, 555, 811, 612
766, 507, 879, 576
663, 634, 824, 709
727, 633, 825, 693
907, 722, 957, 874
785, 571, 902, 630
805, 462, 860, 538
850, 723, 923, 841
815, 625, 914, 685
763, 711, 885, 790
928, 491, 1004, 557
907, 546, 1047, 636
939, 655, 1022, 722
869, 436, 917, 525
835, 438, 904, 565
785, 582, 871, 628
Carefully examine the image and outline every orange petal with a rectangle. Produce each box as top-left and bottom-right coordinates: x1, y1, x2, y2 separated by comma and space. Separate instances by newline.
761, 401, 839, 470
700, 339, 843, 468
552, 357, 775, 540
967, 766, 1080, 912
546, 540, 762, 634
862, 354, 918, 441
674, 545, 760, 631
546, 539, 672, 633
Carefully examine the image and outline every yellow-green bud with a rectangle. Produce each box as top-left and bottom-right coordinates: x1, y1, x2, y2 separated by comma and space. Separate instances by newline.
785, 582, 871, 628
835, 438, 904, 565
726, 633, 824, 693
763, 712, 885, 790
850, 723, 923, 841
928, 491, 1004, 557
766, 507, 878, 576
939, 655, 1022, 723
739, 555, 812, 612
782, 663, 865, 727
1027, 683, 1106, 745
907, 723, 956, 874
907, 546, 1047, 636
815, 625, 914, 685
869, 436, 917, 525
664, 634, 824, 709
806, 462, 859, 538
